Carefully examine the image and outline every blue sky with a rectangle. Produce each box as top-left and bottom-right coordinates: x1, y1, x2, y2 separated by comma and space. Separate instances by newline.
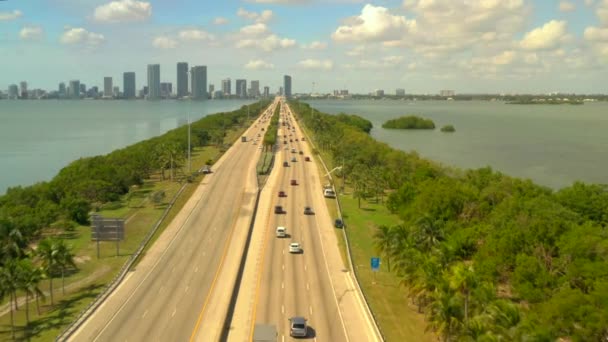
1, 0, 608, 94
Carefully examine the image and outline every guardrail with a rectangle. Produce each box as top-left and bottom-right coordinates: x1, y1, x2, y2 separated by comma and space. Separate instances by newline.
287, 103, 386, 342
56, 182, 189, 341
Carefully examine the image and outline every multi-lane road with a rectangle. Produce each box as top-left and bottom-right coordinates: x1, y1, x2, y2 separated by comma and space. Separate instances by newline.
69, 101, 279, 341
67, 98, 381, 342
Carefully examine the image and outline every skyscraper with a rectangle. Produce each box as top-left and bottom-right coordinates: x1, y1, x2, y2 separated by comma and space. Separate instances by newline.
177, 62, 188, 98
80, 83, 87, 95
190, 66, 207, 100
209, 84, 215, 96
251, 80, 260, 98
104, 77, 113, 98
263, 86, 269, 97
58, 82, 66, 97
8, 84, 19, 99
222, 78, 231, 96
235, 79, 247, 98
284, 75, 292, 98
19, 81, 28, 99
123, 72, 136, 99
147, 64, 161, 100
160, 82, 172, 98
69, 80, 80, 99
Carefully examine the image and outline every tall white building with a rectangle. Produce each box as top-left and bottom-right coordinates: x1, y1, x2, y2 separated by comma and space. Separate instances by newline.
250, 80, 260, 98
147, 64, 161, 100
222, 78, 231, 96
235, 79, 247, 98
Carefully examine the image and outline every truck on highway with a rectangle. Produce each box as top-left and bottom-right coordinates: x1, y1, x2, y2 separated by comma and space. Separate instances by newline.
253, 324, 277, 342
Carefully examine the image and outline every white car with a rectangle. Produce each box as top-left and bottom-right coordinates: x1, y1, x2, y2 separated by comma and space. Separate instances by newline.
289, 242, 302, 253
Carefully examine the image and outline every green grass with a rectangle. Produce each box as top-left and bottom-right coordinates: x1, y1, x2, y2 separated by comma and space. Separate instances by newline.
256, 150, 273, 175
0, 123, 254, 341
339, 195, 434, 342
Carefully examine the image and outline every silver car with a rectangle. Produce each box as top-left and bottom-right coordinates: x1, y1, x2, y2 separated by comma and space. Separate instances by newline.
289, 316, 307, 337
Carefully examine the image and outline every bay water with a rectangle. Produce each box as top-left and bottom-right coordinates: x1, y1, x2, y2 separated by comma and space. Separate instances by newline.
307, 100, 608, 189
0, 100, 254, 194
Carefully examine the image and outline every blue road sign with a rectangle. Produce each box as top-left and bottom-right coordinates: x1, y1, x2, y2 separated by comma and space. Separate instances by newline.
371, 257, 380, 271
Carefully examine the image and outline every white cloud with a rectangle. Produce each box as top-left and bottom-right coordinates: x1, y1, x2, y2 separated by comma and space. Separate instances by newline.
245, 0, 310, 3
298, 59, 334, 70
332, 4, 415, 42
213, 17, 228, 25
93, 0, 151, 23
60, 27, 105, 47
346, 55, 405, 69
0, 10, 22, 21
178, 29, 214, 41
302, 41, 328, 50
584, 27, 608, 42
20, 26, 44, 41
237, 8, 273, 23
558, 1, 576, 12
598, 0, 608, 25
520, 20, 568, 50
236, 34, 296, 52
152, 36, 177, 49
240, 23, 270, 36
245, 59, 275, 70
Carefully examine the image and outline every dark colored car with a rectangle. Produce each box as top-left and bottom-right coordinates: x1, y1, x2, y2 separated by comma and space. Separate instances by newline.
274, 205, 283, 214
283, 161, 289, 167
335, 219, 344, 228
304, 206, 314, 215
305, 156, 311, 162
278, 191, 286, 197
299, 151, 303, 155
295, 138, 299, 141
290, 179, 297, 186
301, 137, 306, 141
290, 139, 293, 142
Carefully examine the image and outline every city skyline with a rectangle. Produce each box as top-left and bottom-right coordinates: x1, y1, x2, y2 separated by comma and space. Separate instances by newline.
1, 1, 608, 94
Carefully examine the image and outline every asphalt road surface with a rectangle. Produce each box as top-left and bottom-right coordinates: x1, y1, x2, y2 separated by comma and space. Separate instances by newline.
69, 101, 278, 342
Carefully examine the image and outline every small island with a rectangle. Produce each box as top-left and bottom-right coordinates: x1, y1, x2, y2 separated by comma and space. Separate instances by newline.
382, 115, 435, 129
441, 125, 455, 132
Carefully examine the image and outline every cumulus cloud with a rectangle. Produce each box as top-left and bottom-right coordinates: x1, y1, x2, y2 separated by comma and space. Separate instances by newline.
178, 29, 214, 41
20, 26, 44, 41
520, 20, 568, 50
297, 59, 334, 70
346, 55, 405, 69
245, 0, 310, 3
585, 26, 608, 41
0, 10, 22, 21
245, 59, 275, 70
332, 4, 415, 42
152, 36, 177, 49
558, 1, 576, 12
236, 34, 296, 52
60, 27, 105, 47
302, 41, 328, 50
237, 8, 273, 23
213, 17, 228, 25
240, 23, 270, 36
598, 0, 608, 25
93, 0, 151, 23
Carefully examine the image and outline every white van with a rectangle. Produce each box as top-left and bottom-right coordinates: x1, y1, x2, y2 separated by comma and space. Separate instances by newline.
323, 189, 336, 198
276, 226, 286, 238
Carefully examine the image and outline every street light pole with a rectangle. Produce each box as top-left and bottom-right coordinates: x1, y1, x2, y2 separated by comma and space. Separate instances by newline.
188, 112, 191, 174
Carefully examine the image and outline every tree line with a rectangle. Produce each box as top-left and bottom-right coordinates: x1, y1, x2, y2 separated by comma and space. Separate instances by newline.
0, 100, 269, 339
290, 100, 608, 341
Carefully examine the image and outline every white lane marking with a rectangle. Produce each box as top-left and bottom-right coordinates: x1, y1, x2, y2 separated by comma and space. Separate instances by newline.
282, 281, 284, 290
309, 306, 313, 315
282, 264, 285, 271
282, 336, 285, 342
304, 265, 307, 272
185, 285, 189, 293
282, 305, 285, 314
172, 308, 176, 317
306, 283, 310, 291
141, 310, 148, 319
194, 266, 199, 273
158, 286, 164, 294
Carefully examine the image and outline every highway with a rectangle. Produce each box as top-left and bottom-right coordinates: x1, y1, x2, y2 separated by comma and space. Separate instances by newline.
69, 100, 279, 342
228, 100, 381, 342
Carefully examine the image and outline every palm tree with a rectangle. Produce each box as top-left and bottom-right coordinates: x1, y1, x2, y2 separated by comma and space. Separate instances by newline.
0, 218, 25, 260
56, 239, 76, 295
0, 259, 20, 340
414, 214, 444, 252
427, 287, 463, 342
448, 262, 478, 325
17, 258, 45, 326
37, 237, 60, 305
373, 225, 394, 272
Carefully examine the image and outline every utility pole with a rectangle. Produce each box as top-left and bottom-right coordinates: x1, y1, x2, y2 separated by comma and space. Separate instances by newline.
188, 112, 191, 173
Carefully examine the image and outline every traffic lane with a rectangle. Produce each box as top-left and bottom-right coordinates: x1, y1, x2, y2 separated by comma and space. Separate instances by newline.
92, 129, 256, 341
